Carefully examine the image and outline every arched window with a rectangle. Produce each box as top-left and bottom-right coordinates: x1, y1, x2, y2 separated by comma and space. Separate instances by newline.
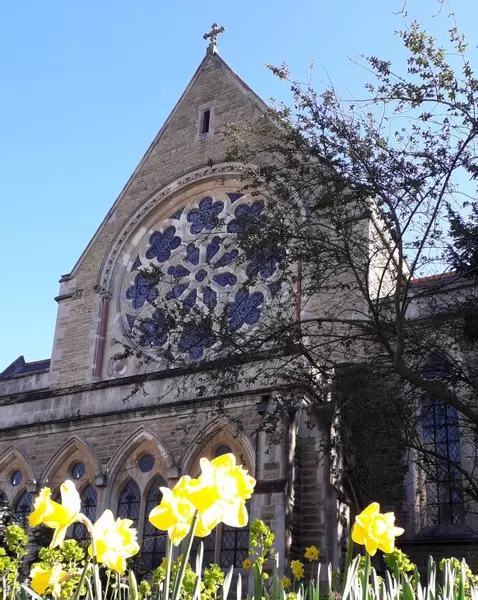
190, 530, 217, 569
142, 481, 167, 570
73, 485, 98, 541
15, 491, 33, 530
421, 353, 465, 527
215, 445, 232, 458
117, 480, 141, 527
220, 502, 250, 568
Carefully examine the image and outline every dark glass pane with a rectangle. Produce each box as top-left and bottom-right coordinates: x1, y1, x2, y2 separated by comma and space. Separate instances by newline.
215, 445, 232, 458
71, 463, 86, 480
220, 518, 249, 568
190, 531, 216, 568
139, 454, 155, 473
11, 471, 22, 486
142, 482, 167, 571
73, 486, 97, 541
117, 480, 141, 528
15, 491, 32, 529
421, 391, 465, 527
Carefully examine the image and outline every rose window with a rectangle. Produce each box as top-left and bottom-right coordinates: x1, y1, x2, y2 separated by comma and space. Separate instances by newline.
121, 191, 284, 361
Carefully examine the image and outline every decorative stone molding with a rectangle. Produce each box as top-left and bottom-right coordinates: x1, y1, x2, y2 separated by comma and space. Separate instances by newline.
97, 162, 244, 292
54, 288, 83, 303
26, 481, 40, 493
93, 285, 112, 300
94, 473, 107, 487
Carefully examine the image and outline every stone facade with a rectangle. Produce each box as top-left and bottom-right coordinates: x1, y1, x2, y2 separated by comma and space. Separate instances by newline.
0, 48, 338, 577
1, 45, 477, 577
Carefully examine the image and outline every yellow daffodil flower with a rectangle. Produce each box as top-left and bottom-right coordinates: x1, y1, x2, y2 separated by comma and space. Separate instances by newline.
281, 576, 291, 589
30, 564, 65, 598
291, 560, 304, 580
243, 558, 253, 569
89, 509, 139, 572
304, 545, 319, 562
149, 455, 255, 545
192, 453, 256, 527
149, 478, 217, 546
351, 502, 404, 556
29, 481, 81, 547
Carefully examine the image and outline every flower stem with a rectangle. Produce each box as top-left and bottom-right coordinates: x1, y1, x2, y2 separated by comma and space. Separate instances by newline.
72, 560, 91, 600
171, 513, 198, 600
104, 571, 112, 600
78, 514, 102, 600
162, 538, 173, 600
362, 553, 371, 600
341, 534, 354, 596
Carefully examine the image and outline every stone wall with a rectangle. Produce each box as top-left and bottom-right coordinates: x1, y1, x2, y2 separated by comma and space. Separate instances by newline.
49, 53, 267, 389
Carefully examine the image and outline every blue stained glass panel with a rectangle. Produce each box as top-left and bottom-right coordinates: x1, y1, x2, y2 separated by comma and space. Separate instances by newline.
213, 273, 237, 287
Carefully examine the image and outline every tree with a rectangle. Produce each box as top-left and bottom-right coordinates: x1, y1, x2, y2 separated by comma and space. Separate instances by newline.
448, 204, 478, 281
121, 18, 478, 524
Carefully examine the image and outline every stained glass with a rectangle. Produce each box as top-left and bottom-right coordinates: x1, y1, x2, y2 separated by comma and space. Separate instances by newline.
73, 485, 97, 541
117, 480, 141, 528
422, 354, 465, 527
142, 482, 167, 570
122, 192, 283, 361
15, 491, 32, 530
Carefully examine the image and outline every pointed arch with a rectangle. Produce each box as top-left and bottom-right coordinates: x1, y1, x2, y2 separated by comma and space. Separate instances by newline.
107, 427, 174, 484
0, 446, 37, 484
180, 417, 255, 477
41, 436, 101, 485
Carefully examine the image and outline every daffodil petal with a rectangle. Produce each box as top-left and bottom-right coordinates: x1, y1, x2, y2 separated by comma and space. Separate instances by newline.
364, 538, 378, 556
60, 480, 81, 516
50, 524, 69, 548
351, 524, 365, 545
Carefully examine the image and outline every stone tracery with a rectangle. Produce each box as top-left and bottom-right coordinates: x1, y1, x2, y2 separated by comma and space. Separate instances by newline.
121, 191, 284, 361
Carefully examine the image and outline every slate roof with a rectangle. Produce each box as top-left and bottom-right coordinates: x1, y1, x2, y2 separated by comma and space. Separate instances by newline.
0, 356, 50, 379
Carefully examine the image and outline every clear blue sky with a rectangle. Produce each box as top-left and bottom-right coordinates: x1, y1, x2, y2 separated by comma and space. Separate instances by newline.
1, 0, 477, 369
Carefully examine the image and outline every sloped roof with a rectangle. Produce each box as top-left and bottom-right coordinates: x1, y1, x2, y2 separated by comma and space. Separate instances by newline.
0, 356, 50, 379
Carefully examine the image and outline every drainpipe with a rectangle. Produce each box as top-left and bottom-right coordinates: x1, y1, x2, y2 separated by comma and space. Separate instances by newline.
93, 292, 110, 378
285, 405, 300, 558
255, 395, 270, 481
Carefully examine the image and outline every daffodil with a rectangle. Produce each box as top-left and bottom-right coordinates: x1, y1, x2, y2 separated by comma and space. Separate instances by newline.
149, 455, 255, 545
30, 564, 65, 598
281, 576, 291, 589
304, 545, 319, 562
89, 509, 139, 572
192, 453, 256, 527
149, 478, 217, 546
291, 560, 304, 580
243, 558, 253, 569
29, 481, 81, 547
351, 502, 404, 556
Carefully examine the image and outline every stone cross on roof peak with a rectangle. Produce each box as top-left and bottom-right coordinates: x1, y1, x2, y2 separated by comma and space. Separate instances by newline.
203, 23, 225, 55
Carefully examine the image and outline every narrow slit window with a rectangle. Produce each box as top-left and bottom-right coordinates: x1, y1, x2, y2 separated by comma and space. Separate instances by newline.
201, 109, 211, 134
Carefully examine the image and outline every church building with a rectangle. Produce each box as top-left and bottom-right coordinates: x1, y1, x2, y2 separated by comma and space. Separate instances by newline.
0, 26, 476, 574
